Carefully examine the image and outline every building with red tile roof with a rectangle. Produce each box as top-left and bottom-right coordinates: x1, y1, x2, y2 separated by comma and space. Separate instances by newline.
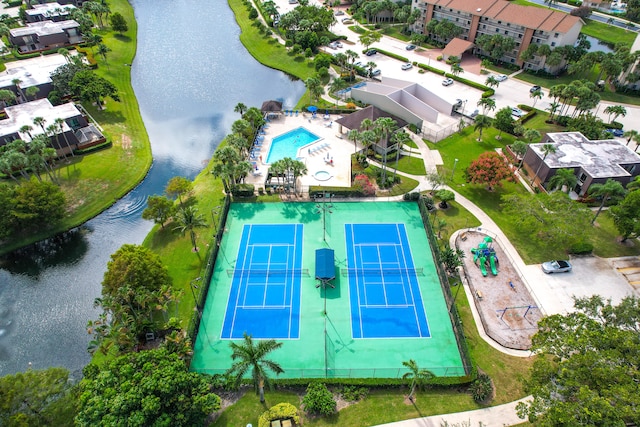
412, 0, 584, 71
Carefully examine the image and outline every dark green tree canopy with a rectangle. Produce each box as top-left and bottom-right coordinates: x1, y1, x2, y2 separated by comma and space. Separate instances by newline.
76, 349, 221, 426
109, 12, 128, 34
518, 296, 640, 426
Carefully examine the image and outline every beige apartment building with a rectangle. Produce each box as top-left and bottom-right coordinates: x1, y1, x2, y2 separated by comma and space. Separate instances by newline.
412, 0, 584, 71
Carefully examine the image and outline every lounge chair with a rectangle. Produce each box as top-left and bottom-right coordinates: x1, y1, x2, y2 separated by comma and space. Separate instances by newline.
295, 110, 299, 116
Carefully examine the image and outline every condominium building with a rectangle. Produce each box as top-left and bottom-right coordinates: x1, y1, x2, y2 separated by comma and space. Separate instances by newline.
412, 0, 584, 71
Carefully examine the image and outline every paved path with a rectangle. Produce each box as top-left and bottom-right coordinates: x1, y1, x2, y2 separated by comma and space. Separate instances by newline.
375, 397, 531, 427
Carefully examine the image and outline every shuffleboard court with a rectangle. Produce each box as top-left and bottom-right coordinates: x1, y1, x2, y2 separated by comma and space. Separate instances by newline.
221, 224, 303, 339
345, 223, 430, 339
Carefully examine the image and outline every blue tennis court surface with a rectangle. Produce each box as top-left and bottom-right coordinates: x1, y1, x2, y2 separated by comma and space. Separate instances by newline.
345, 223, 430, 339
221, 224, 303, 339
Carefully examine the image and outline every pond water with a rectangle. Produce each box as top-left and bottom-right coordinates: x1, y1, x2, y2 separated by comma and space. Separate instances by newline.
0, 0, 304, 376
578, 34, 615, 54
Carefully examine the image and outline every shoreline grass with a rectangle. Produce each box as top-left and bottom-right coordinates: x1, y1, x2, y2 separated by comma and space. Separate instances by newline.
0, 0, 152, 255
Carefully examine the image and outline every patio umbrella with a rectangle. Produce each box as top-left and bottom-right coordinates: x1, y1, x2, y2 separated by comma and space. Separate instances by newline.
307, 106, 318, 113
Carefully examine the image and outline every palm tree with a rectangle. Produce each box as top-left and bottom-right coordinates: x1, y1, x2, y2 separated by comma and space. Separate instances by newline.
530, 89, 543, 108
624, 130, 639, 147
226, 333, 284, 403
532, 143, 556, 187
511, 140, 528, 171
401, 359, 434, 402
33, 116, 47, 135
348, 129, 360, 153
588, 179, 626, 224
234, 102, 247, 116
485, 75, 499, 89
547, 168, 577, 194
450, 63, 464, 76
290, 159, 308, 195
604, 105, 627, 124
305, 77, 324, 104
374, 117, 397, 183
476, 97, 496, 115
391, 131, 410, 182
97, 43, 111, 67
546, 101, 561, 122
12, 78, 24, 102
473, 114, 492, 142
173, 206, 207, 252
54, 118, 75, 157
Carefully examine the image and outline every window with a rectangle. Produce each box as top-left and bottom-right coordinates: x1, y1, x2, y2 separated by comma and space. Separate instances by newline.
482, 24, 486, 29
518, 34, 522, 38
554, 32, 559, 37
498, 20, 501, 24
551, 42, 556, 47
579, 173, 587, 183
507, 23, 511, 27
456, 17, 459, 21
505, 30, 508, 35
496, 28, 499, 32
510, 58, 514, 63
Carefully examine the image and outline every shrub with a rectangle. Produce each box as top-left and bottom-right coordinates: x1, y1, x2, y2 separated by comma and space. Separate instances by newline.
469, 373, 493, 403
248, 7, 258, 19
353, 174, 375, 196
302, 382, 336, 416
403, 192, 421, 201
422, 196, 436, 211
317, 66, 329, 78
339, 385, 369, 402
231, 184, 255, 197
258, 403, 300, 427
569, 241, 594, 255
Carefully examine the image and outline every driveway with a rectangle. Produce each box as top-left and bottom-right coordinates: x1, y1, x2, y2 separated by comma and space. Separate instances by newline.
523, 256, 637, 315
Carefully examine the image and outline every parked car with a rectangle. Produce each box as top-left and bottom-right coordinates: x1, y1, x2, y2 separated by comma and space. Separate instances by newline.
371, 69, 381, 76
401, 62, 413, 70
328, 42, 338, 50
511, 107, 524, 117
541, 260, 572, 274
607, 128, 624, 137
406, 44, 417, 51
496, 74, 508, 82
469, 109, 479, 118
442, 78, 454, 86
335, 10, 345, 16
530, 85, 541, 93
335, 41, 343, 48
365, 49, 377, 56
342, 18, 353, 24
354, 61, 363, 68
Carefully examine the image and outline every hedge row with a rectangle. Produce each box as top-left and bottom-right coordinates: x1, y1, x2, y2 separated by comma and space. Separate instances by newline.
373, 48, 408, 63
74, 140, 112, 155
309, 186, 364, 198
416, 62, 446, 76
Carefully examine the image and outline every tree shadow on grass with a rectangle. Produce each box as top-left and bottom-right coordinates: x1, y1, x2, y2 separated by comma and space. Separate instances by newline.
94, 109, 126, 125
114, 34, 131, 43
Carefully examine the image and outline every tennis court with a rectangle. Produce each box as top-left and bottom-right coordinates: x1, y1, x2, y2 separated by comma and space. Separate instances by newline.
346, 223, 430, 339
191, 202, 466, 378
221, 224, 303, 339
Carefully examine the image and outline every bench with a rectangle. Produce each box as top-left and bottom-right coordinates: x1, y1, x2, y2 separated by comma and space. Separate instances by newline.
475, 289, 483, 300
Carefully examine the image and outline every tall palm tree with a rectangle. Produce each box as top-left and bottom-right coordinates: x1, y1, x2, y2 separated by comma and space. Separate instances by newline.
473, 114, 492, 142
347, 129, 360, 153
589, 179, 626, 224
234, 102, 247, 116
33, 116, 47, 135
476, 97, 496, 115
12, 78, 24, 102
402, 359, 434, 402
624, 130, 639, 147
54, 117, 75, 157
450, 63, 464, 76
290, 159, 308, 195
530, 89, 543, 108
173, 206, 207, 252
374, 117, 397, 182
511, 140, 528, 171
226, 333, 284, 403
19, 125, 33, 140
604, 105, 626, 124
532, 143, 556, 187
547, 168, 577, 194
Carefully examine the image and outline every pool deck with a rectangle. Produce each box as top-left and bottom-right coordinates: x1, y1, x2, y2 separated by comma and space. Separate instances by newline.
246, 113, 357, 189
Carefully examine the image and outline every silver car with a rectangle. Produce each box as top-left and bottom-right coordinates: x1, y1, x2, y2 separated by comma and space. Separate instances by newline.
541, 260, 572, 274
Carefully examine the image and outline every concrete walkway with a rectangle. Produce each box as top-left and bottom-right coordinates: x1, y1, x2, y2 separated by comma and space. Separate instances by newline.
375, 397, 531, 427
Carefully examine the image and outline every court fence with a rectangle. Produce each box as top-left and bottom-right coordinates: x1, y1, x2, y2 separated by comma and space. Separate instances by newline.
418, 198, 474, 378
194, 366, 469, 379
187, 194, 232, 347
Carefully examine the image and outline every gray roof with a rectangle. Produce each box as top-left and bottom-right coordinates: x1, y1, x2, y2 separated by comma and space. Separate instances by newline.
535, 132, 640, 178
10, 20, 79, 37
335, 105, 408, 131
0, 53, 68, 90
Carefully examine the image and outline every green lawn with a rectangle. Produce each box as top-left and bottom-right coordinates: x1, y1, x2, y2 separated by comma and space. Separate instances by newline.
389, 153, 427, 175
581, 18, 637, 47
1, 0, 151, 255
429, 120, 640, 263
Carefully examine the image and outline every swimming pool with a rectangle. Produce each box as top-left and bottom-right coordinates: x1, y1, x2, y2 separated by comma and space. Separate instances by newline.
266, 127, 321, 163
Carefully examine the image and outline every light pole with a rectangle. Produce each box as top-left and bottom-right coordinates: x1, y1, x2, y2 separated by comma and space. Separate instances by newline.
427, 54, 431, 67
314, 192, 333, 243
462, 99, 467, 116
451, 158, 459, 181
190, 277, 202, 314
211, 206, 221, 234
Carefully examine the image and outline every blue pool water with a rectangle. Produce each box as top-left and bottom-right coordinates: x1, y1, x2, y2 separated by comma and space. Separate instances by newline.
266, 127, 321, 163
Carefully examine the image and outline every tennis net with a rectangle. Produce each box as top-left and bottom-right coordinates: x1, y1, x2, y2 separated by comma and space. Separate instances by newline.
227, 268, 310, 278
341, 267, 424, 276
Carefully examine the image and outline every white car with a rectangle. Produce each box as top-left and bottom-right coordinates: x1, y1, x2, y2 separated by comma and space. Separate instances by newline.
511, 107, 524, 117
442, 78, 454, 86
496, 74, 508, 82
401, 62, 413, 70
